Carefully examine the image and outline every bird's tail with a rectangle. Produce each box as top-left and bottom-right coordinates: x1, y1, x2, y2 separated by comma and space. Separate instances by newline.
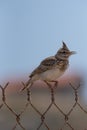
21, 78, 32, 91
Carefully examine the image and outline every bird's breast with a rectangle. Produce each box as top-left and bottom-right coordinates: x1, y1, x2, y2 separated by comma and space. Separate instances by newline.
39, 68, 65, 81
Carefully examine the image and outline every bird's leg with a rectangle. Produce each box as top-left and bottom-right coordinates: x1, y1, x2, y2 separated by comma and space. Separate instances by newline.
43, 80, 58, 88
43, 80, 52, 88
50, 80, 58, 88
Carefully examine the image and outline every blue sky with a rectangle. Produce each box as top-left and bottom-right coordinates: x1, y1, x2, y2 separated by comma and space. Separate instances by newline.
0, 0, 87, 89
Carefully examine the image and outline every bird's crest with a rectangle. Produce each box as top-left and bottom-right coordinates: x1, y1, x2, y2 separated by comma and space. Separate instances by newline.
62, 41, 69, 51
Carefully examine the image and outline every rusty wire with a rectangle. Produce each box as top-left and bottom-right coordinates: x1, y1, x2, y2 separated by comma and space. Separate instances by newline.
0, 80, 87, 130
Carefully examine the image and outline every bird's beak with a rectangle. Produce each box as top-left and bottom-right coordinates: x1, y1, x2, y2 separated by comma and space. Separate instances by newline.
70, 51, 76, 55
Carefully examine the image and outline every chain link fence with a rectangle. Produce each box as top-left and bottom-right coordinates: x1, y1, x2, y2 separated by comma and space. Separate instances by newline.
0, 79, 87, 130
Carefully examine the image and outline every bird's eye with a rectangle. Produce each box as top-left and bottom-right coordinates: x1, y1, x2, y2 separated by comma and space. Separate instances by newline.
63, 51, 66, 53
59, 50, 66, 54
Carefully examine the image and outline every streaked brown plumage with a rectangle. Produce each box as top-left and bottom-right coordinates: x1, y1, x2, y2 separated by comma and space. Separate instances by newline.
21, 41, 76, 90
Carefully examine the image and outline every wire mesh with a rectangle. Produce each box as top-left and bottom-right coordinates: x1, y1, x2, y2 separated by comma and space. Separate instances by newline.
0, 80, 87, 130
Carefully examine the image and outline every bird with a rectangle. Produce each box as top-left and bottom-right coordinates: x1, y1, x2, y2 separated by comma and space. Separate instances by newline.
21, 41, 76, 90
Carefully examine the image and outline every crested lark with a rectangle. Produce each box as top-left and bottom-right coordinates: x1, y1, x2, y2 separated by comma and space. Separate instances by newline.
22, 41, 76, 90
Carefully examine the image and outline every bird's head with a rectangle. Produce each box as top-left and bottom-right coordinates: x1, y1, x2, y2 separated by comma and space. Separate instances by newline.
55, 41, 76, 60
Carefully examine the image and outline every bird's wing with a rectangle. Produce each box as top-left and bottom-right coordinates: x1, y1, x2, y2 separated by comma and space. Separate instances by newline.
29, 56, 57, 78
41, 56, 57, 66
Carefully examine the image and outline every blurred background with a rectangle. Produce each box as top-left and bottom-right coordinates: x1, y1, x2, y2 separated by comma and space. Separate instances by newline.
0, 1, 87, 129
